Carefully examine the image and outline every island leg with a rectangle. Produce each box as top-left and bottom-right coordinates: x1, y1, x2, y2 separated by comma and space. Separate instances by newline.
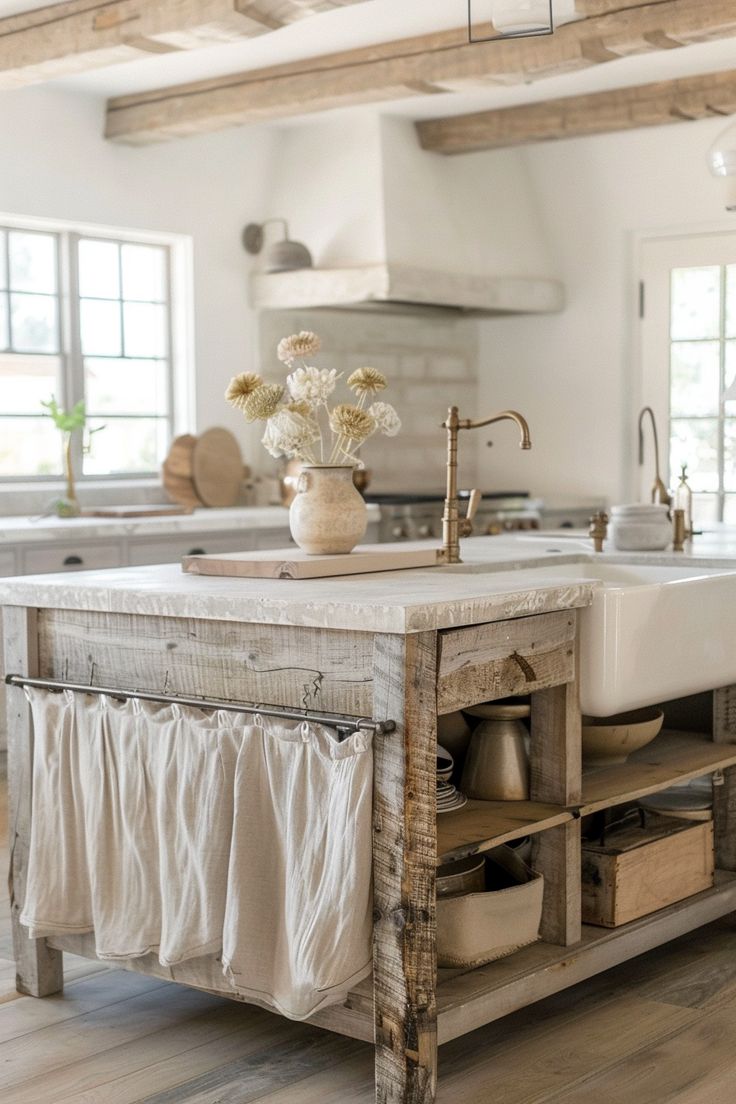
4, 607, 64, 997
372, 631, 438, 1104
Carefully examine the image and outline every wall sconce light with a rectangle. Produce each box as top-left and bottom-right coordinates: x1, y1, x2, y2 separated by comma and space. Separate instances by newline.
707, 121, 736, 212
242, 219, 313, 272
468, 0, 554, 43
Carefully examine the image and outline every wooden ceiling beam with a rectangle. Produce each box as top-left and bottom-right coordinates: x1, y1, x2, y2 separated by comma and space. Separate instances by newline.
0, 0, 365, 90
416, 69, 736, 155
104, 0, 736, 144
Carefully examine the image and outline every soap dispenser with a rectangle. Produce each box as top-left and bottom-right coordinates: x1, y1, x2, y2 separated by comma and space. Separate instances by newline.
674, 464, 693, 540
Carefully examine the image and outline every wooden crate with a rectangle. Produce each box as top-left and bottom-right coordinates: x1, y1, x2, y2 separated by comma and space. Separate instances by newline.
582, 814, 714, 928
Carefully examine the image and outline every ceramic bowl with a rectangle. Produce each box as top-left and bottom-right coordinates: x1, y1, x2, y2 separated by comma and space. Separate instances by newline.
436, 745, 454, 781
436, 855, 486, 898
582, 707, 664, 766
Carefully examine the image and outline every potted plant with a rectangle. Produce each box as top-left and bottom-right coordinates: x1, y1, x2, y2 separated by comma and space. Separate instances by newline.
41, 397, 104, 517
225, 331, 400, 554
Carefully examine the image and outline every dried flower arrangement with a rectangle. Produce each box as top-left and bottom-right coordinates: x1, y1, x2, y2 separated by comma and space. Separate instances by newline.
225, 331, 401, 466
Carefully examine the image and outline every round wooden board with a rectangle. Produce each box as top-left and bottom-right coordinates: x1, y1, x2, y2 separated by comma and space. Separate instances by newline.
192, 427, 244, 508
162, 434, 202, 509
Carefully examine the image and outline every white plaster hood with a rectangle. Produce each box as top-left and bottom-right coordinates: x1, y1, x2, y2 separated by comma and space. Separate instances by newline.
249, 117, 564, 317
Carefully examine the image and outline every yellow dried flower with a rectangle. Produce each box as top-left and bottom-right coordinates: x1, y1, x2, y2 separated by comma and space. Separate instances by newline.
329, 403, 376, 443
242, 383, 284, 422
347, 367, 387, 396
286, 400, 312, 417
225, 372, 263, 411
277, 331, 321, 365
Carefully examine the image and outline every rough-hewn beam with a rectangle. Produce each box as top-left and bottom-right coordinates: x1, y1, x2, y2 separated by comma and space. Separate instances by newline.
105, 0, 736, 144
417, 69, 736, 155
0, 0, 365, 89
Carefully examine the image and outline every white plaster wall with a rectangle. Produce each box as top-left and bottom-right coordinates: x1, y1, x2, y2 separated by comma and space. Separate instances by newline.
475, 116, 735, 505
0, 84, 279, 478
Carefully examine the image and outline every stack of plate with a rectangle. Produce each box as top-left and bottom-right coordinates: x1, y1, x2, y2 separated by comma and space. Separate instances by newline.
437, 745, 468, 814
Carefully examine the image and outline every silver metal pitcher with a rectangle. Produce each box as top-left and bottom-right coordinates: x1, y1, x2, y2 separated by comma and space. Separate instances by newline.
461, 702, 530, 801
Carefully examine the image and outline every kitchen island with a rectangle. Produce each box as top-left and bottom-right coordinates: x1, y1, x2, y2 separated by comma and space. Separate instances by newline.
3, 540, 736, 1104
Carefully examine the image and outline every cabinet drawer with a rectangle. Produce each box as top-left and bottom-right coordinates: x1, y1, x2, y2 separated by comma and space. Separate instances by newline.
128, 530, 256, 566
23, 543, 122, 575
437, 610, 576, 714
0, 550, 17, 576
252, 528, 294, 550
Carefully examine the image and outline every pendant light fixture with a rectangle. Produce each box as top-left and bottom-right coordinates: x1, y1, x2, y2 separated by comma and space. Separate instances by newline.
468, 0, 554, 42
707, 120, 736, 212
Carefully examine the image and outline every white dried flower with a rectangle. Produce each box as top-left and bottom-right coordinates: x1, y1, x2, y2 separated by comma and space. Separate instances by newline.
264, 408, 320, 459
287, 366, 341, 407
277, 331, 321, 365
368, 401, 401, 437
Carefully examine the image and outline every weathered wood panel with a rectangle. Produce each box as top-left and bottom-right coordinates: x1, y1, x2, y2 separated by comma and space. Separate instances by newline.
713, 685, 736, 871
372, 631, 438, 1103
437, 610, 575, 714
4, 607, 64, 998
530, 654, 581, 806
37, 608, 373, 717
533, 822, 582, 947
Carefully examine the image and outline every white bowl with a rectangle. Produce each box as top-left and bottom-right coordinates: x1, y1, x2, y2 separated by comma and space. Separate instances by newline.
582, 707, 664, 766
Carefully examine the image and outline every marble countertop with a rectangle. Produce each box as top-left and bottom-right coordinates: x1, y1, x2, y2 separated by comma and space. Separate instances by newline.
0, 537, 596, 634
0, 505, 377, 544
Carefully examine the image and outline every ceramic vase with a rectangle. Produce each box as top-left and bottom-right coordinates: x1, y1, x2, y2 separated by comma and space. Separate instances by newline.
289, 464, 367, 555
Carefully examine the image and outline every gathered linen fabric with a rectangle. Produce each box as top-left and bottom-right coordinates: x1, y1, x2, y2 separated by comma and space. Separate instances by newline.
19, 689, 373, 1019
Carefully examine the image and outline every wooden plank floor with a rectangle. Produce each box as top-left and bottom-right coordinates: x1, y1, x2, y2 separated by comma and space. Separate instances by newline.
4, 754, 736, 1102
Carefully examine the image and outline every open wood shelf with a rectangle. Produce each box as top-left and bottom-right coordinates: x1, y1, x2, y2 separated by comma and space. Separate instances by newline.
436, 799, 572, 864
580, 729, 736, 815
327, 872, 736, 1045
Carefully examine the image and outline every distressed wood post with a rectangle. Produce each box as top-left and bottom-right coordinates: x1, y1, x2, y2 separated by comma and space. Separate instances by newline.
713, 685, 736, 871
530, 630, 582, 947
372, 630, 438, 1104
4, 606, 64, 997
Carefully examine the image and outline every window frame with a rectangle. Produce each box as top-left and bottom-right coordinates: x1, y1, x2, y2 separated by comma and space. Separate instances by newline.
637, 228, 736, 522
0, 213, 193, 484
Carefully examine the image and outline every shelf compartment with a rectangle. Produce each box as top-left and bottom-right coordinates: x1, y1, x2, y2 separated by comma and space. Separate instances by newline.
580, 729, 736, 815
436, 800, 573, 864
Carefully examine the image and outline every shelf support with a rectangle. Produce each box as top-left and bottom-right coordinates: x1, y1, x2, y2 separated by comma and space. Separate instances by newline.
713, 685, 736, 871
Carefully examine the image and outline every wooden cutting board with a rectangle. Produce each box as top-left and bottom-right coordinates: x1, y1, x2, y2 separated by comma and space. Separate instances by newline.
83, 504, 192, 518
162, 434, 202, 509
192, 427, 245, 508
182, 545, 442, 580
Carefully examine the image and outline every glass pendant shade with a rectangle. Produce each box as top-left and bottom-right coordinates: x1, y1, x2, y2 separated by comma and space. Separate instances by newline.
708, 121, 736, 211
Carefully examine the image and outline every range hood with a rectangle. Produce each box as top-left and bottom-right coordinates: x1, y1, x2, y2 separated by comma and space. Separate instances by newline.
250, 262, 564, 315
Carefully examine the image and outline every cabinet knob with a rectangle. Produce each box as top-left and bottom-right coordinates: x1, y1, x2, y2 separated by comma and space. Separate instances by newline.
62, 555, 83, 566
187, 547, 206, 556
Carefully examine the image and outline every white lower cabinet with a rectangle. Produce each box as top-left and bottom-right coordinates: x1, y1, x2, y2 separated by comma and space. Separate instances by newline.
23, 543, 123, 575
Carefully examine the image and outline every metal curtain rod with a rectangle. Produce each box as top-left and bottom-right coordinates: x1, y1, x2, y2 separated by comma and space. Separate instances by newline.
4, 675, 396, 737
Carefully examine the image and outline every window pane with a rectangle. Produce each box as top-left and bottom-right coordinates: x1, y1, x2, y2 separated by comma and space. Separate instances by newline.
8, 231, 57, 294
670, 418, 720, 493
724, 494, 736, 524
671, 266, 721, 340
10, 293, 59, 353
122, 302, 167, 358
728, 265, 736, 339
0, 294, 7, 350
670, 341, 720, 417
83, 416, 168, 475
725, 420, 736, 492
0, 231, 6, 290
0, 416, 61, 476
85, 357, 168, 415
0, 353, 61, 414
693, 493, 719, 528
80, 298, 121, 357
121, 244, 166, 302
78, 239, 120, 300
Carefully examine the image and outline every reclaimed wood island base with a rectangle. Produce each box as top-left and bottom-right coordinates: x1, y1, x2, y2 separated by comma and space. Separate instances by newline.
3, 548, 736, 1104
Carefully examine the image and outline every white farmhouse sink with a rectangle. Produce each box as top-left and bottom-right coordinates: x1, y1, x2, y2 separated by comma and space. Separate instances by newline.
522, 562, 736, 716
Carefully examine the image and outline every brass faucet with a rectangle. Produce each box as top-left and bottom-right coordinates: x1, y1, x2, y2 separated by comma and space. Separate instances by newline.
440, 405, 532, 564
638, 406, 671, 508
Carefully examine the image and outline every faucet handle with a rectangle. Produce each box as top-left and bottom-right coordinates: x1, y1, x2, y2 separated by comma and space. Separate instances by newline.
459, 489, 481, 539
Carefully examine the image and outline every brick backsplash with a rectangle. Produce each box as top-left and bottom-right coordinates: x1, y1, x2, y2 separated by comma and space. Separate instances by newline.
258, 309, 479, 492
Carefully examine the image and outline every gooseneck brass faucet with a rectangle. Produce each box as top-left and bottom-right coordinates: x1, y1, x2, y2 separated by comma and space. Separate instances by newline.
441, 406, 532, 563
638, 406, 672, 508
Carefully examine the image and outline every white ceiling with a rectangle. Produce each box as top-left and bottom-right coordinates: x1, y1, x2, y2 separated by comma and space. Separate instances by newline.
2, 0, 736, 130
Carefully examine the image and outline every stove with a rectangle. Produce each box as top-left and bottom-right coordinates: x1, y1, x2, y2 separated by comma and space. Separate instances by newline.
364, 491, 542, 543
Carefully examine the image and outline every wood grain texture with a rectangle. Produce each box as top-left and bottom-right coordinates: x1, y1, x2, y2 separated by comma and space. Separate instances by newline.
437, 611, 575, 714
580, 729, 736, 814
530, 661, 581, 806
0, 0, 366, 89
37, 608, 373, 717
711, 685, 736, 871
105, 0, 736, 143
183, 546, 441, 580
533, 822, 582, 947
3, 607, 64, 998
371, 631, 438, 1104
191, 426, 244, 509
416, 68, 736, 155
437, 800, 573, 865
